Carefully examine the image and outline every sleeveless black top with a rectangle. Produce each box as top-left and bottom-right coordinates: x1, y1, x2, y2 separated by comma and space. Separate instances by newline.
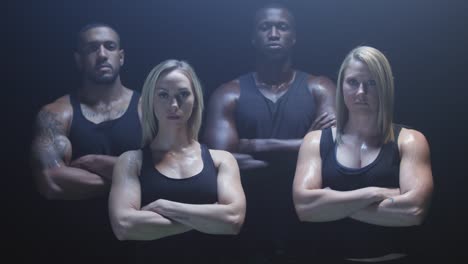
321, 125, 402, 190
69, 90, 142, 159
301, 124, 416, 259
135, 144, 224, 263
234, 71, 317, 242
139, 144, 218, 206
235, 71, 315, 141
46, 91, 141, 263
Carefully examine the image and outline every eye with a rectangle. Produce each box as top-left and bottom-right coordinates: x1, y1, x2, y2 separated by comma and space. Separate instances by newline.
278, 23, 290, 31
347, 78, 359, 87
158, 92, 169, 99
83, 43, 99, 54
180, 91, 191, 98
104, 42, 117, 51
258, 23, 270, 31
367, 80, 377, 87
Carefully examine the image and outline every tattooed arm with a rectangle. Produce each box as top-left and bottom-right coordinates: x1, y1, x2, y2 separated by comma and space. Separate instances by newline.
31, 96, 109, 200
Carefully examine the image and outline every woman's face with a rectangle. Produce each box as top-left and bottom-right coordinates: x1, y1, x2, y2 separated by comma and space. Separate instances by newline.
153, 70, 195, 126
342, 59, 380, 114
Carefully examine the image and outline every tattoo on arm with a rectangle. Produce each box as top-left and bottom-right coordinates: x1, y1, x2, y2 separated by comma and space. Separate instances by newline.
32, 109, 70, 169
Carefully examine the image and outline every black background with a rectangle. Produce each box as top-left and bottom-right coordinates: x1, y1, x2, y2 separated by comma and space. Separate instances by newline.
6, 0, 468, 262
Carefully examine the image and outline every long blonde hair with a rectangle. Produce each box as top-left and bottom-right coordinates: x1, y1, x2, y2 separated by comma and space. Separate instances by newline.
336, 46, 395, 144
140, 60, 204, 146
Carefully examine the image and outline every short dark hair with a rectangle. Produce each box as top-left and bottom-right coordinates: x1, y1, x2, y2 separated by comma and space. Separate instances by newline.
76, 23, 120, 51
253, 3, 296, 30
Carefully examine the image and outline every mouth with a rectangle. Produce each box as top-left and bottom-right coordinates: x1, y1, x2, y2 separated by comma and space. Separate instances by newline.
96, 64, 113, 71
266, 43, 283, 49
355, 101, 368, 105
167, 115, 181, 120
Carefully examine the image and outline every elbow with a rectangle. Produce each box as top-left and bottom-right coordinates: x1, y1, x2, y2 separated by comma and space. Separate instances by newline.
111, 216, 132, 241
295, 203, 312, 222
293, 191, 314, 222
226, 211, 244, 235
36, 175, 63, 200
222, 205, 245, 235
407, 206, 427, 226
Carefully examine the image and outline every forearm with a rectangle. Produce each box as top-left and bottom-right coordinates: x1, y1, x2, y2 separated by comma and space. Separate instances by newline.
231, 153, 268, 170
90, 155, 118, 180
350, 192, 426, 226
295, 187, 384, 222
37, 166, 108, 200
156, 201, 242, 235
112, 209, 192, 241
239, 138, 303, 153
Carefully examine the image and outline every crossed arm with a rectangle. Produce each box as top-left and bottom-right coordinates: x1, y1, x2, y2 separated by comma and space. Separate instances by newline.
292, 129, 433, 227
109, 149, 246, 241
203, 76, 336, 170
31, 97, 117, 200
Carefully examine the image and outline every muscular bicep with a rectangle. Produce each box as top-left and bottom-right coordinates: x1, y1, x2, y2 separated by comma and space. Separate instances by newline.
109, 151, 143, 216
398, 129, 433, 207
308, 77, 336, 130
293, 131, 323, 198
203, 83, 240, 151
212, 150, 245, 209
31, 107, 72, 170
309, 77, 336, 116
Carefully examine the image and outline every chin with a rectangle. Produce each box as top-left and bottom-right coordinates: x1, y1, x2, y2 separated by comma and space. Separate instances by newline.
91, 75, 118, 85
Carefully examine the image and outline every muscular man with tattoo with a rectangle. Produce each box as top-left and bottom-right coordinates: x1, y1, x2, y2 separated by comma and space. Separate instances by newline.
203, 3, 336, 262
31, 23, 141, 262
32, 23, 141, 199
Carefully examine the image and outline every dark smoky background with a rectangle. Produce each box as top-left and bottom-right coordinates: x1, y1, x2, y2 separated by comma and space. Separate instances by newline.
5, 0, 467, 262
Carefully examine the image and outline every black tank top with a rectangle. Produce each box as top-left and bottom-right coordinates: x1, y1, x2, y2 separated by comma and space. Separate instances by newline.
134, 144, 223, 263
320, 125, 402, 190
139, 143, 218, 206
47, 91, 141, 263
300, 124, 416, 259
69, 90, 142, 159
234, 71, 317, 242
235, 71, 315, 140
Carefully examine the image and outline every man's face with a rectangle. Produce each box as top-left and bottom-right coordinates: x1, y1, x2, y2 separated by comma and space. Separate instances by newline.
252, 8, 296, 58
75, 26, 124, 85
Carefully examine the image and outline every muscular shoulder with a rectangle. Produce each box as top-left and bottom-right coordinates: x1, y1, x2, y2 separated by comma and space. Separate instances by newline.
306, 74, 336, 96
210, 79, 240, 103
118, 150, 143, 172
303, 130, 323, 149
36, 95, 73, 133
209, 79, 240, 111
208, 149, 237, 168
398, 128, 430, 158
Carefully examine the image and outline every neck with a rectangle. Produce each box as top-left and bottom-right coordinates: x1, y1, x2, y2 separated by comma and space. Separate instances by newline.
150, 125, 192, 152
344, 113, 380, 142
255, 55, 293, 85
79, 76, 124, 105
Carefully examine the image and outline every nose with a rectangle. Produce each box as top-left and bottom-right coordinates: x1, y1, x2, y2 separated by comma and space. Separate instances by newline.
268, 26, 280, 40
170, 97, 179, 111
356, 83, 367, 95
97, 45, 108, 59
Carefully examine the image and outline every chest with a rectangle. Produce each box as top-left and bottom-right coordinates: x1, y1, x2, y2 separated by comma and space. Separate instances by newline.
80, 102, 128, 124
257, 86, 289, 103
154, 155, 204, 180
322, 141, 400, 190
336, 143, 382, 169
236, 87, 316, 139
139, 150, 218, 205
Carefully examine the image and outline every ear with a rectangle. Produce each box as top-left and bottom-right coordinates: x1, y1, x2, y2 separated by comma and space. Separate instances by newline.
119, 49, 125, 66
74, 51, 82, 71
